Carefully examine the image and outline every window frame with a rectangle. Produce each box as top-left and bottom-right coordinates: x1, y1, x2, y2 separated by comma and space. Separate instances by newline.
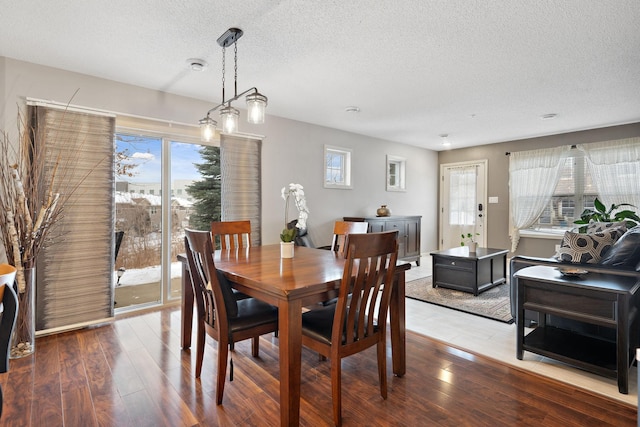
324, 145, 353, 189
386, 155, 406, 192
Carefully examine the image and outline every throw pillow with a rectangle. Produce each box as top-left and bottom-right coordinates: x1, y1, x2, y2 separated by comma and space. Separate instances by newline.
555, 230, 618, 264
586, 221, 627, 238
599, 225, 640, 270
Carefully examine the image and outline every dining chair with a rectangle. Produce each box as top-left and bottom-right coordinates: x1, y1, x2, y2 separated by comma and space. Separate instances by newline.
317, 220, 370, 307
0, 280, 19, 419
184, 228, 278, 405
211, 220, 252, 250
301, 230, 399, 426
330, 220, 369, 256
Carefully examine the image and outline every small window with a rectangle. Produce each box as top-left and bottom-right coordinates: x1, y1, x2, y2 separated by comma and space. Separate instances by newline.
324, 145, 352, 189
386, 155, 406, 191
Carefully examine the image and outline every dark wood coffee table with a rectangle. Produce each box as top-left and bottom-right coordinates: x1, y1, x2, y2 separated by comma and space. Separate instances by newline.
430, 247, 508, 296
514, 265, 640, 394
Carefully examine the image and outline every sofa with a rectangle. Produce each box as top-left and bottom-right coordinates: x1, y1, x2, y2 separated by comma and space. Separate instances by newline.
510, 224, 640, 335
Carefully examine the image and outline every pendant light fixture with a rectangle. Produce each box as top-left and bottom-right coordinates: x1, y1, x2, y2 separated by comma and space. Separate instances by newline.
199, 28, 268, 141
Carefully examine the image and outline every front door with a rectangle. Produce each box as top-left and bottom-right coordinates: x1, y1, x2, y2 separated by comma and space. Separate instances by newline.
439, 160, 487, 249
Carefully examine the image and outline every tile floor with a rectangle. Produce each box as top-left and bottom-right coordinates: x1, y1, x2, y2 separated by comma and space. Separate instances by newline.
404, 255, 638, 406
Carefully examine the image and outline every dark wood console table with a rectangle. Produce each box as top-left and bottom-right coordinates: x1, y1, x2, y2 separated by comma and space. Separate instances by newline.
430, 247, 508, 296
514, 265, 640, 394
344, 215, 421, 266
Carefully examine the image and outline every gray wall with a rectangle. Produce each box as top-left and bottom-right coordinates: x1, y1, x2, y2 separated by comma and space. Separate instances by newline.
438, 123, 640, 257
1, 57, 439, 253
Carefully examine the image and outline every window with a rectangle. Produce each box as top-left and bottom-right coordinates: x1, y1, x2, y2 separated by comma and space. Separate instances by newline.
324, 145, 352, 189
529, 150, 596, 231
386, 155, 406, 191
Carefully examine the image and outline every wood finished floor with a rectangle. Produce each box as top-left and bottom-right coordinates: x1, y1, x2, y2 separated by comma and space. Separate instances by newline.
0, 306, 635, 426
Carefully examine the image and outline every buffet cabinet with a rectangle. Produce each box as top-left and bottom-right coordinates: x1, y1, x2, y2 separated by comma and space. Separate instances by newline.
344, 215, 421, 266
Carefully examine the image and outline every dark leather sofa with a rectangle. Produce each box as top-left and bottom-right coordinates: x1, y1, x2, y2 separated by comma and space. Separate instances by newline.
510, 225, 640, 336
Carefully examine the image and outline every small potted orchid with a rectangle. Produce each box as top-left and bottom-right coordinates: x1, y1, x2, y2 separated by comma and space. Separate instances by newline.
280, 183, 309, 258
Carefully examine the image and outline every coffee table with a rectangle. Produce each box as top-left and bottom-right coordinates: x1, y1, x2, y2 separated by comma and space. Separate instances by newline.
430, 246, 508, 296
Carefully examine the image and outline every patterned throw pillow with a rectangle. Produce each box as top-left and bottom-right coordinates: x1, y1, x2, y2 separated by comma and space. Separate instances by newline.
586, 221, 627, 237
555, 230, 619, 263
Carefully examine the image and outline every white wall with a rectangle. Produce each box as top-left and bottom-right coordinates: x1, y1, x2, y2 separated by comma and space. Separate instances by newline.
1, 57, 439, 253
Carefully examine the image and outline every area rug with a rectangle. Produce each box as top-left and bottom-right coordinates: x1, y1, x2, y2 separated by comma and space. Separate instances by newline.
406, 276, 514, 324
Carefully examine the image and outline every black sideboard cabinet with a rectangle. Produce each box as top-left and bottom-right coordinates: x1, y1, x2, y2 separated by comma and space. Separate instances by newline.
344, 215, 421, 266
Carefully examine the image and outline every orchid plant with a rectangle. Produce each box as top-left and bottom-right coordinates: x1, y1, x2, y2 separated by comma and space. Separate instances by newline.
280, 183, 309, 242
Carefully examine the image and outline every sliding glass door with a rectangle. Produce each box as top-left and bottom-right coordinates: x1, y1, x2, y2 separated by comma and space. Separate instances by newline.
114, 134, 218, 311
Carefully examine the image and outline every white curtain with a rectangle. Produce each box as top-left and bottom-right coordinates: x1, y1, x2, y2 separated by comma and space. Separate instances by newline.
509, 145, 571, 252
577, 138, 640, 208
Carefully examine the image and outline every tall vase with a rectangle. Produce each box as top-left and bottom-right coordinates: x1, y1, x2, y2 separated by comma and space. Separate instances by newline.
10, 266, 35, 359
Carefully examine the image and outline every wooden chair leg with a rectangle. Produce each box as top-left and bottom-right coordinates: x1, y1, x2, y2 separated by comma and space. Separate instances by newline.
251, 336, 260, 357
331, 356, 342, 427
195, 320, 205, 378
216, 339, 229, 405
377, 338, 388, 399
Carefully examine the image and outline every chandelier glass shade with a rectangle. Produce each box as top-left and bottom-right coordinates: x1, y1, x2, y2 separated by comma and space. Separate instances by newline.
199, 116, 217, 142
220, 105, 240, 134
199, 28, 268, 139
246, 92, 268, 124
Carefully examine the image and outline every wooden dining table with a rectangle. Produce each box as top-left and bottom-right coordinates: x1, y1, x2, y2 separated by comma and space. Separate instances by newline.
179, 244, 409, 426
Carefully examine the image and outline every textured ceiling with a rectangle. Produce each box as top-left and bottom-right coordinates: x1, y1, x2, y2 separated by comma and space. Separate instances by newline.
1, 1, 639, 151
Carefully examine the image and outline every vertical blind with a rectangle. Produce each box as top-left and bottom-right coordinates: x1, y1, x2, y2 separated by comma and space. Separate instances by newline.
32, 105, 115, 331
220, 135, 262, 246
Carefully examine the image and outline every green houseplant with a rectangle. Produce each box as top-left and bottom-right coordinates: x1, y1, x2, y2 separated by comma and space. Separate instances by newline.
460, 232, 479, 246
573, 197, 639, 233
460, 232, 480, 252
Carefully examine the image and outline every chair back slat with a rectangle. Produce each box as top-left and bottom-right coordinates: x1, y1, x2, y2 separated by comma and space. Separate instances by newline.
211, 220, 252, 250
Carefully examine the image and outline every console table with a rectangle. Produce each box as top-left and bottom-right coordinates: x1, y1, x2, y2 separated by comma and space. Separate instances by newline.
344, 215, 421, 265
514, 265, 640, 394
430, 247, 508, 296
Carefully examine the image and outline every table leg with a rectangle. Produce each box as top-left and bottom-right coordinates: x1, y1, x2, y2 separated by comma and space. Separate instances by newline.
390, 271, 406, 377
278, 299, 302, 426
181, 261, 193, 349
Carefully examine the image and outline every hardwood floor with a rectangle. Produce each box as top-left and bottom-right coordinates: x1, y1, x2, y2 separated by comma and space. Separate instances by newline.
0, 306, 635, 426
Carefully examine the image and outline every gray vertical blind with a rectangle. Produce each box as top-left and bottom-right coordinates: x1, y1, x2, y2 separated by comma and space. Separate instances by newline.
32, 105, 115, 331
220, 135, 262, 245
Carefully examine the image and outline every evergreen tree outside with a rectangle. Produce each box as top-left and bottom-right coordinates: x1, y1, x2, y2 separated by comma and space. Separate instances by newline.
186, 146, 222, 230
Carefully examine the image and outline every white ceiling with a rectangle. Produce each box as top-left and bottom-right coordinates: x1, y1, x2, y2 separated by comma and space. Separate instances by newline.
1, 1, 639, 151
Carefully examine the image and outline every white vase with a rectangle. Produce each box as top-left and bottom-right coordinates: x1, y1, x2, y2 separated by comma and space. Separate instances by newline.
468, 242, 478, 253
280, 241, 295, 258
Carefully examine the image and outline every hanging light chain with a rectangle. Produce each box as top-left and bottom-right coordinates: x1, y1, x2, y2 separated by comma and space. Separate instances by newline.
233, 39, 238, 98
221, 45, 226, 103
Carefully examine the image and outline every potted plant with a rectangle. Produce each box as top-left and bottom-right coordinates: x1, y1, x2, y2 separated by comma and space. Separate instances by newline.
280, 183, 309, 258
461, 232, 480, 252
573, 197, 639, 233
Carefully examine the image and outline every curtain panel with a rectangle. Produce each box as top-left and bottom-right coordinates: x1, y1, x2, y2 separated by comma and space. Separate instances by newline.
508, 145, 571, 252
220, 135, 262, 246
31, 105, 116, 332
577, 138, 640, 208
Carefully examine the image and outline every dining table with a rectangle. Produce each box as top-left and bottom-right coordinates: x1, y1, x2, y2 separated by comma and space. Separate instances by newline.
179, 244, 409, 426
